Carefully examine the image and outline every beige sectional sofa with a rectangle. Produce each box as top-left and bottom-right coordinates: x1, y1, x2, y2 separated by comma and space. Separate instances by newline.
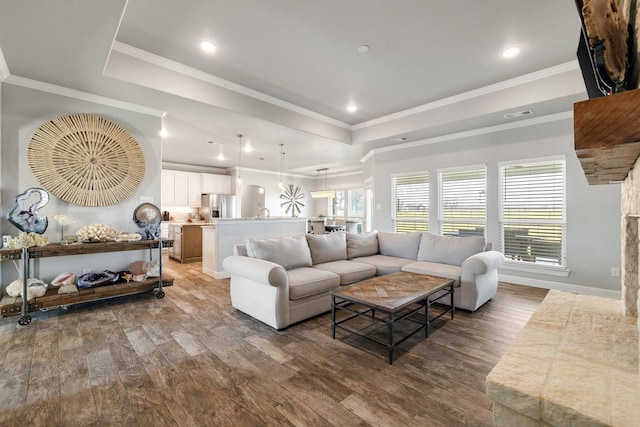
222, 231, 505, 330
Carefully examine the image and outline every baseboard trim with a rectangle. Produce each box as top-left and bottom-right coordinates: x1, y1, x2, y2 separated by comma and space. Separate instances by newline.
499, 274, 621, 299
203, 266, 230, 280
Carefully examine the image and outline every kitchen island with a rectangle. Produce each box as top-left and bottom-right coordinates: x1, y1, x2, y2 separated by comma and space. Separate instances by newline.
168, 222, 212, 263
202, 217, 308, 279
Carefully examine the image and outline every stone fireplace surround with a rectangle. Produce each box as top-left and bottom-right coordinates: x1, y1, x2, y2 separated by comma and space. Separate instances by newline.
486, 158, 640, 425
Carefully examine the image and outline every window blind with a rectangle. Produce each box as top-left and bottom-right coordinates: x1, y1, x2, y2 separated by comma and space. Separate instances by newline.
392, 174, 429, 232
500, 159, 565, 266
439, 167, 486, 236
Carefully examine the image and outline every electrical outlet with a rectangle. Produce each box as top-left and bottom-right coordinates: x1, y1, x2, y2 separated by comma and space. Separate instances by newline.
83, 268, 91, 274
611, 267, 620, 277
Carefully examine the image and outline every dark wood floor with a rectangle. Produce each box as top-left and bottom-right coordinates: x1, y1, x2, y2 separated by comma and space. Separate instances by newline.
0, 257, 548, 426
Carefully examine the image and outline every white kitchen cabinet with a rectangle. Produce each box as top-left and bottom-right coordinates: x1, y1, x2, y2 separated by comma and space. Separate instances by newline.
201, 173, 231, 194
161, 171, 176, 205
162, 170, 202, 207
187, 173, 201, 206
173, 172, 189, 205
217, 175, 231, 194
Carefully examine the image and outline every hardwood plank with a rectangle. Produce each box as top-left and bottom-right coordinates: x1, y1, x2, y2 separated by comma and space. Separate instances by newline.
86, 349, 120, 387
0, 257, 548, 427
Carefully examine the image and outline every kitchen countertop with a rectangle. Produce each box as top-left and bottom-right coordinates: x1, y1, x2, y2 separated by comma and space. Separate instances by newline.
167, 221, 212, 226
209, 217, 307, 221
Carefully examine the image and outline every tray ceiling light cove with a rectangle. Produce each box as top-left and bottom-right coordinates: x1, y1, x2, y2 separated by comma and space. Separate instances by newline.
27, 114, 145, 207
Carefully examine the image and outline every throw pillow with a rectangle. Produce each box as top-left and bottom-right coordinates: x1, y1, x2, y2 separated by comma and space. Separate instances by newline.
377, 231, 422, 259
346, 231, 379, 259
246, 234, 312, 270
416, 232, 486, 266
306, 232, 348, 264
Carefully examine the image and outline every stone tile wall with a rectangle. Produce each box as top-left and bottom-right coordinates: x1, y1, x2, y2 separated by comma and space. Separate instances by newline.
621, 159, 640, 317
487, 291, 639, 426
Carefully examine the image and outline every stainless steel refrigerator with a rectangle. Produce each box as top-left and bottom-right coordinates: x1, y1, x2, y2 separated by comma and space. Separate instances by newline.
201, 194, 236, 220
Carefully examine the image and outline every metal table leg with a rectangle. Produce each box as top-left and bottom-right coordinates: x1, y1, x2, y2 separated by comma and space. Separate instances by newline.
331, 296, 336, 339
387, 313, 394, 365
18, 247, 31, 325
156, 239, 165, 298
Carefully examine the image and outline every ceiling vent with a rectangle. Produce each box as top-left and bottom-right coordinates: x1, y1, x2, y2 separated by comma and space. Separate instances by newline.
504, 110, 533, 119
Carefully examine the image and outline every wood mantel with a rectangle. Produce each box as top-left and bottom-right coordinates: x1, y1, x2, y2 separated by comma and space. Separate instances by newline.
574, 89, 640, 184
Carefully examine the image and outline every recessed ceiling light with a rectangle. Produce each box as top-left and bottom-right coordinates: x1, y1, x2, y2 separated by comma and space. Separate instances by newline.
346, 104, 357, 113
217, 153, 225, 161
357, 44, 370, 53
159, 129, 168, 138
501, 45, 522, 59
199, 40, 217, 53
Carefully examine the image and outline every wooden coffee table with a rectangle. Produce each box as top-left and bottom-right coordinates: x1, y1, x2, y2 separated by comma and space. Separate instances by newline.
331, 271, 454, 364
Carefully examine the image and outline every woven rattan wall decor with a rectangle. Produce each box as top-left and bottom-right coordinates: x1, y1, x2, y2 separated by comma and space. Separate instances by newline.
27, 114, 145, 207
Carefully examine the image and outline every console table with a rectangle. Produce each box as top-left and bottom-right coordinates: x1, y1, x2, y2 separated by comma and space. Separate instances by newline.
0, 239, 173, 325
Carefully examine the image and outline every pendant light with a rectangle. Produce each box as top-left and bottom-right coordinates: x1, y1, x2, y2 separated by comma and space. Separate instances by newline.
236, 133, 243, 186
310, 168, 335, 198
278, 143, 285, 191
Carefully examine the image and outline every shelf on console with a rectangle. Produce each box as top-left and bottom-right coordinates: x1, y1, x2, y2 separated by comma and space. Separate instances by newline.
0, 239, 174, 323
0, 276, 173, 317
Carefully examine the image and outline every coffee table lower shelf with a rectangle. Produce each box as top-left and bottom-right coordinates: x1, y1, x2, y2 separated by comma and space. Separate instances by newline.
331, 272, 454, 365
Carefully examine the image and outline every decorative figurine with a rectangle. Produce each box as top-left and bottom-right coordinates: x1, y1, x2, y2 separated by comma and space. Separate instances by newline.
133, 203, 161, 240
51, 214, 75, 243
7, 188, 50, 234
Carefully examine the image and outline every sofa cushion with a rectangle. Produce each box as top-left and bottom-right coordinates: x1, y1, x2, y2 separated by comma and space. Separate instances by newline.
346, 231, 379, 259
377, 231, 422, 260
246, 235, 312, 270
401, 261, 462, 284
287, 267, 340, 300
306, 232, 347, 265
313, 260, 376, 285
416, 233, 486, 266
233, 243, 248, 256
351, 254, 415, 276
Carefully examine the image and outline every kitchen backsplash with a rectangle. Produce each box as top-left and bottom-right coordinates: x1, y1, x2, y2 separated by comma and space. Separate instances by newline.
161, 206, 200, 221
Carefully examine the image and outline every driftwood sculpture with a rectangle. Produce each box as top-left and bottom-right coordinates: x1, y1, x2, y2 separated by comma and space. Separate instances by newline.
582, 0, 629, 86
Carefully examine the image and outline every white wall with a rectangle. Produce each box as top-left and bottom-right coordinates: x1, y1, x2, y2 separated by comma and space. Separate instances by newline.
1, 84, 163, 284
363, 117, 622, 296
230, 168, 318, 217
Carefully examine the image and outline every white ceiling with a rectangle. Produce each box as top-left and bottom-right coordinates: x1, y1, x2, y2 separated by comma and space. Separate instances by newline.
0, 0, 587, 176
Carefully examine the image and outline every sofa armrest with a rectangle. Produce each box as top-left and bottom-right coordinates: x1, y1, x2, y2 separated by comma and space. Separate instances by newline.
456, 250, 505, 311
223, 255, 290, 329
461, 251, 505, 275
223, 255, 288, 288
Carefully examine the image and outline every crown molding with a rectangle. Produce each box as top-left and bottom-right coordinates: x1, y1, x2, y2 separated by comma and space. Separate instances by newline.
360, 110, 573, 163
4, 75, 165, 117
112, 41, 351, 130
353, 61, 580, 130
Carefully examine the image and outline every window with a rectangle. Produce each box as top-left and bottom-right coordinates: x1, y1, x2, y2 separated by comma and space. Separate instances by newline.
330, 190, 346, 218
392, 174, 429, 232
500, 158, 565, 267
329, 189, 364, 219
439, 166, 486, 236
328, 189, 365, 232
